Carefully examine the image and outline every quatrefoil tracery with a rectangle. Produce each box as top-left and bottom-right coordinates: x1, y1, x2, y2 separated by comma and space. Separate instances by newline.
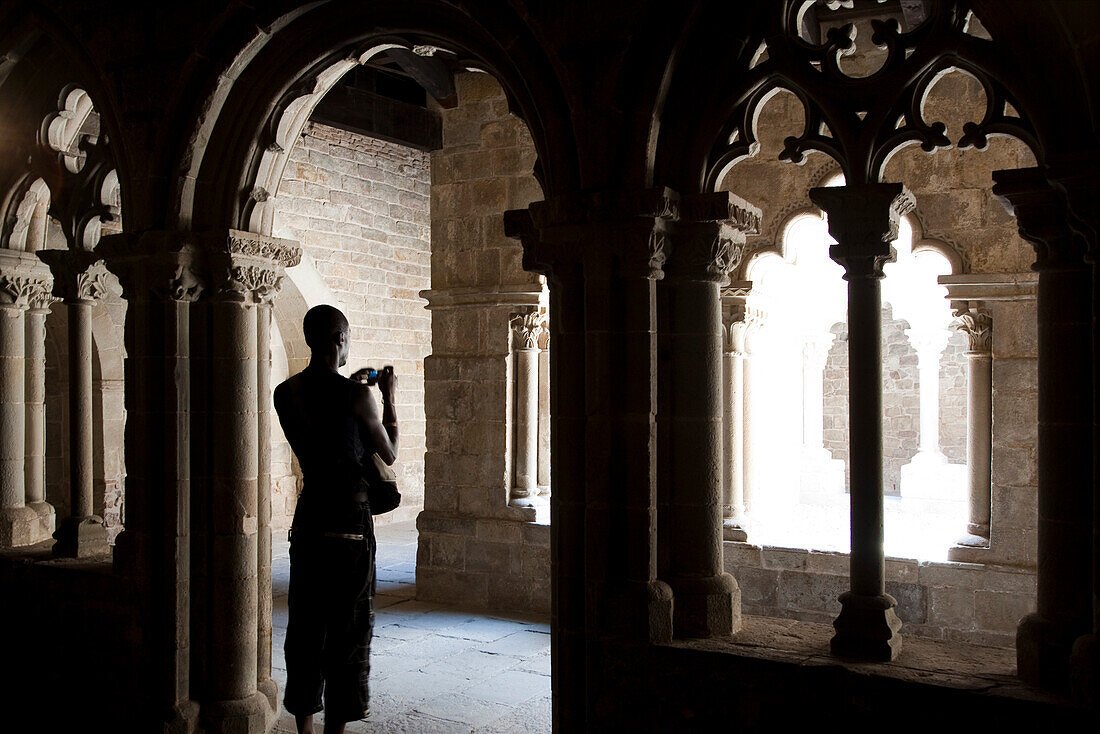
706, 0, 1040, 190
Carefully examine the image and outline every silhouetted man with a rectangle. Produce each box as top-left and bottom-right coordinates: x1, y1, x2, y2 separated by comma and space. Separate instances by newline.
274, 305, 398, 734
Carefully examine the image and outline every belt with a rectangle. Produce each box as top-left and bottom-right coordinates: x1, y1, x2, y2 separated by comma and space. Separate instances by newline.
323, 532, 365, 541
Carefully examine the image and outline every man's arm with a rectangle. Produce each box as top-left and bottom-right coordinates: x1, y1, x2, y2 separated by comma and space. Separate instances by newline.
354, 369, 398, 465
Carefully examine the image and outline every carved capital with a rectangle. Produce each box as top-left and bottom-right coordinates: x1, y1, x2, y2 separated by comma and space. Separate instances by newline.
953, 307, 992, 354
803, 332, 836, 370
722, 301, 749, 354
506, 188, 680, 281
809, 183, 914, 279
206, 229, 302, 304
99, 231, 205, 303
667, 221, 746, 282
0, 250, 53, 310
992, 167, 1084, 270
1044, 153, 1100, 262
511, 308, 544, 350
36, 249, 111, 304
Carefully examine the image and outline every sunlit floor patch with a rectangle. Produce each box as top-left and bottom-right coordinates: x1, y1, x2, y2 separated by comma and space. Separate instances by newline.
272, 520, 551, 734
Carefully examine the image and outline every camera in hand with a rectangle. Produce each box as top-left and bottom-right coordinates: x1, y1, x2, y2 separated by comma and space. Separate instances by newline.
362, 367, 381, 387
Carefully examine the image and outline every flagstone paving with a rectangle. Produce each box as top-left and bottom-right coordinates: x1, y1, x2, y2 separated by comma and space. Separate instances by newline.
272, 520, 552, 733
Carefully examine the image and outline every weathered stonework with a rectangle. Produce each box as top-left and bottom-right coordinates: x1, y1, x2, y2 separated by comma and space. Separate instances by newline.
272, 122, 432, 527
417, 72, 547, 612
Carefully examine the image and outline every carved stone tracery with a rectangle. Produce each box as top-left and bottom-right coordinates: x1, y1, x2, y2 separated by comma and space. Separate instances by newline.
706, 0, 1041, 189
37, 250, 111, 304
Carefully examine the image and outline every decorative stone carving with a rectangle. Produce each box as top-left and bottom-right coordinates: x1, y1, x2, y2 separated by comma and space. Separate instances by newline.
207, 229, 302, 304
511, 309, 543, 350
36, 250, 111, 304
0, 250, 54, 310
810, 183, 915, 278
98, 231, 206, 303
703, 1, 1041, 189
954, 308, 992, 353
992, 168, 1084, 269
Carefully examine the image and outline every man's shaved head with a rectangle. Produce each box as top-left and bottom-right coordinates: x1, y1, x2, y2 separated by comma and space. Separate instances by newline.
303, 305, 349, 351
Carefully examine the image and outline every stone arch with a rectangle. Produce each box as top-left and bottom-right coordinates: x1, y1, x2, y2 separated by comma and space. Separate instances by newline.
171, 0, 578, 233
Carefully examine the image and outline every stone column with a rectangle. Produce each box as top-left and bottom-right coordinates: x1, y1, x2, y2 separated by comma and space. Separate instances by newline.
801, 332, 835, 460
507, 191, 677, 730
201, 230, 299, 730
511, 308, 543, 509
810, 182, 913, 661
1047, 156, 1100, 706
741, 310, 765, 521
100, 231, 204, 729
993, 168, 1093, 691
537, 318, 551, 499
25, 289, 56, 539
660, 192, 757, 638
256, 300, 276, 707
721, 290, 750, 541
38, 250, 111, 558
0, 250, 52, 547
908, 327, 951, 465
951, 307, 993, 549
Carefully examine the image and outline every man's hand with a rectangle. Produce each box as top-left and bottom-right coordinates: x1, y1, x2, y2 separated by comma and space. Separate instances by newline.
377, 366, 397, 404
350, 367, 373, 385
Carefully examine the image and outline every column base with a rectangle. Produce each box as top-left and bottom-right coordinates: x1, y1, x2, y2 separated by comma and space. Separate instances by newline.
257, 677, 279, 713
598, 579, 674, 644
1017, 612, 1080, 691
0, 505, 42, 548
1070, 632, 1099, 708
28, 501, 56, 541
52, 515, 110, 558
830, 591, 903, 661
668, 573, 741, 639
947, 542, 991, 564
201, 690, 275, 734
722, 519, 748, 542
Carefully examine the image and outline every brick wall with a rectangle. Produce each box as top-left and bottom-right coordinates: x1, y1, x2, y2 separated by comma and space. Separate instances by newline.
271, 122, 432, 527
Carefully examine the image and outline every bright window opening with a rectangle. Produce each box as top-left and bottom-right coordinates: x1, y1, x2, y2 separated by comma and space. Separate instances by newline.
744, 207, 967, 561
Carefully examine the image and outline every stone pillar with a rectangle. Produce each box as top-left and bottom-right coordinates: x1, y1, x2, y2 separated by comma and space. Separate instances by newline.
1047, 156, 1100, 707
100, 231, 204, 729
511, 308, 543, 509
506, 189, 677, 728
908, 328, 951, 464
38, 250, 111, 558
721, 290, 750, 541
537, 319, 551, 499
801, 332, 835, 459
952, 307, 993, 549
660, 192, 758, 638
810, 182, 913, 662
0, 250, 52, 547
201, 230, 299, 731
993, 168, 1093, 691
256, 300, 276, 708
25, 290, 56, 539
741, 311, 764, 521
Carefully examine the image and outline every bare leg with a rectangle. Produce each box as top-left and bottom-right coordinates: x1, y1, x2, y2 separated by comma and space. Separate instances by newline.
295, 714, 314, 734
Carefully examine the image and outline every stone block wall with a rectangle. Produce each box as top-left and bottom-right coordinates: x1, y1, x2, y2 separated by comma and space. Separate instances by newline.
416, 71, 547, 612
725, 541, 1035, 648
822, 306, 968, 494
271, 122, 432, 527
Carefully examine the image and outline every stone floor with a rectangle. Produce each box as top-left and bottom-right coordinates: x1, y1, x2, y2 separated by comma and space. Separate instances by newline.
272, 520, 552, 733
